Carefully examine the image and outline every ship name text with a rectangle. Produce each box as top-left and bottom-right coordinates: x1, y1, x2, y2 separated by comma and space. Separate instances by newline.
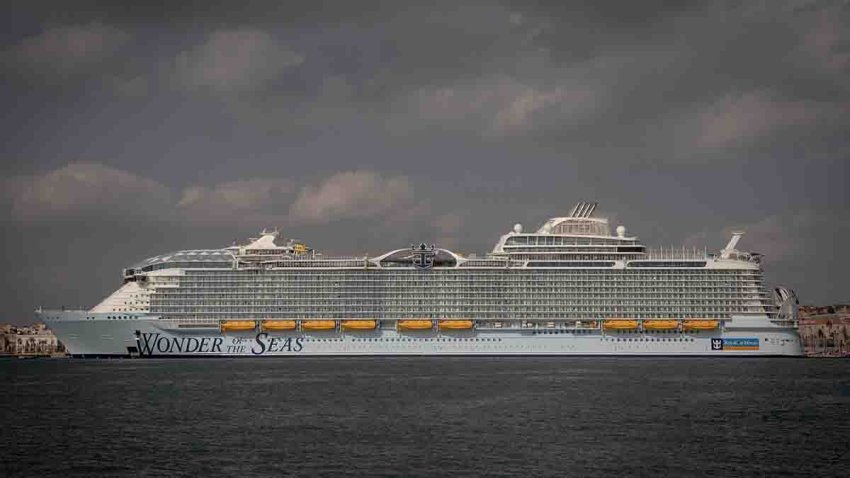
137, 332, 304, 356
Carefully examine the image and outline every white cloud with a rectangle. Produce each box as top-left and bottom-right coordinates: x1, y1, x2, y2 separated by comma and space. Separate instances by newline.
684, 212, 850, 264
695, 90, 818, 149
721, 213, 846, 263
411, 76, 594, 136
3, 164, 429, 231
177, 178, 294, 225
289, 171, 414, 224
9, 23, 129, 74
175, 28, 304, 93
732, 215, 801, 261
803, 9, 850, 72
494, 86, 579, 133
432, 211, 466, 249
109, 75, 150, 97
6, 162, 171, 221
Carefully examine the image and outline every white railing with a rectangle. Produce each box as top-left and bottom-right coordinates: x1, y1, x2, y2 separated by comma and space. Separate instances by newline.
642, 247, 711, 261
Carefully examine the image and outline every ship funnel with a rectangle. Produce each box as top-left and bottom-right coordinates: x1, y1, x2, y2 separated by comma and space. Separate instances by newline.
569, 201, 598, 218
569, 203, 581, 217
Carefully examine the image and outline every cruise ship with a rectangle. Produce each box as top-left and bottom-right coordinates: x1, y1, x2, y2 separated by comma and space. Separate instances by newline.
38, 202, 803, 357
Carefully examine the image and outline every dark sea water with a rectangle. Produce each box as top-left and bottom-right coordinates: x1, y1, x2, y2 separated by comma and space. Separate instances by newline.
2, 358, 849, 477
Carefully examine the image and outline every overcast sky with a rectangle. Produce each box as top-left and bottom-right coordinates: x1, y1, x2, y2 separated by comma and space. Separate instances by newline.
1, 1, 848, 322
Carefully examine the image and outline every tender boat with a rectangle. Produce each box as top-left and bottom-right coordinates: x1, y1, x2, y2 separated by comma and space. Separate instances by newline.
261, 320, 296, 331
603, 319, 640, 330
398, 320, 433, 330
682, 320, 719, 330
301, 320, 336, 331
438, 320, 474, 330
341, 320, 378, 330
643, 320, 679, 330
220, 320, 256, 332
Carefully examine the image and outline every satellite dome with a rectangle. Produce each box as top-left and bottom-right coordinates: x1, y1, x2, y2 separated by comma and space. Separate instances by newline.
513, 223, 523, 234
616, 225, 626, 238
542, 223, 553, 234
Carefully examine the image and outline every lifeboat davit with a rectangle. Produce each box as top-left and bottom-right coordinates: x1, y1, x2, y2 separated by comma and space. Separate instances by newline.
220, 320, 256, 332
341, 320, 378, 330
643, 320, 679, 330
603, 319, 639, 330
438, 320, 474, 330
261, 320, 296, 331
682, 320, 719, 330
301, 320, 336, 331
397, 320, 433, 330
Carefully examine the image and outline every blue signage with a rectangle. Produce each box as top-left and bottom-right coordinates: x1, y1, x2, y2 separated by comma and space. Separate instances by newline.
711, 337, 760, 351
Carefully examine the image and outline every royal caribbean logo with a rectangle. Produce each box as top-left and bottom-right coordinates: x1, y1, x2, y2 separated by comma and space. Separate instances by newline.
411, 243, 436, 270
711, 337, 759, 351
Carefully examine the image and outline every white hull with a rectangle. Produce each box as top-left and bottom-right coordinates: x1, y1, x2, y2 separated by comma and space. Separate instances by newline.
41, 311, 803, 357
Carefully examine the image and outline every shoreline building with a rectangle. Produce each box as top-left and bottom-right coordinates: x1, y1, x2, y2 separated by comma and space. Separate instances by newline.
798, 305, 850, 357
0, 323, 66, 357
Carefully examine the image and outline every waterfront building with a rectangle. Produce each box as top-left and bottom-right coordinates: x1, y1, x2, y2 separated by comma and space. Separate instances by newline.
0, 323, 65, 357
798, 305, 850, 357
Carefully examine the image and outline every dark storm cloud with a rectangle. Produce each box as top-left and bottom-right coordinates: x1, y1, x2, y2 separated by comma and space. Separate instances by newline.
1, 1, 849, 322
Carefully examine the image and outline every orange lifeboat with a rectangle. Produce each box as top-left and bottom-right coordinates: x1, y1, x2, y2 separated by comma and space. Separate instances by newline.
438, 320, 474, 330
220, 320, 256, 332
397, 320, 433, 330
261, 320, 296, 331
341, 320, 378, 331
301, 320, 336, 331
603, 319, 639, 330
643, 320, 679, 330
682, 320, 719, 330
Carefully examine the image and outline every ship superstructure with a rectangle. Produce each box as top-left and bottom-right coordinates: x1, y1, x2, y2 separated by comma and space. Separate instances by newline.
38, 203, 802, 356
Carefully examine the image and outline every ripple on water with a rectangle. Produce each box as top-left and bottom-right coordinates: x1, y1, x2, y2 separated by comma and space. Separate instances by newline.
1, 358, 848, 477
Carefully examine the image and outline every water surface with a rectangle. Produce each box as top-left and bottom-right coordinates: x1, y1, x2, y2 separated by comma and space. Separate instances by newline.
2, 358, 848, 477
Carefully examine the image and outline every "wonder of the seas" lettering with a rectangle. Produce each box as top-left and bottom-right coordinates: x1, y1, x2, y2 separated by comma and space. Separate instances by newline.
136, 332, 304, 356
